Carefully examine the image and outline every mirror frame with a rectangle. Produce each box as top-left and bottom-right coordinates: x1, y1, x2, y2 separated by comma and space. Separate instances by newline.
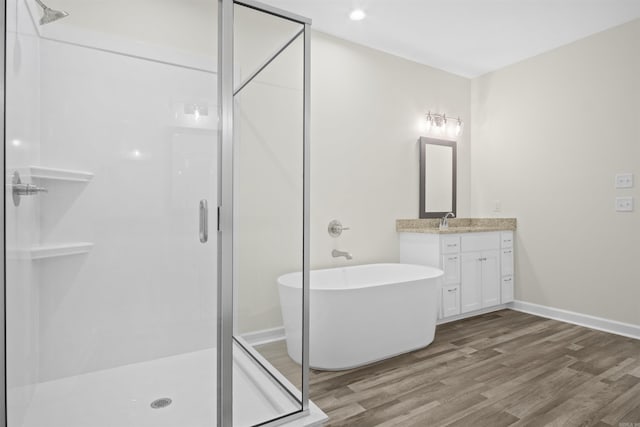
419, 136, 457, 218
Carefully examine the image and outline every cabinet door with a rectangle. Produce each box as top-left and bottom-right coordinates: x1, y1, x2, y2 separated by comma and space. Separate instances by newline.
442, 254, 460, 285
461, 252, 482, 313
501, 276, 514, 303
442, 285, 460, 317
482, 250, 501, 307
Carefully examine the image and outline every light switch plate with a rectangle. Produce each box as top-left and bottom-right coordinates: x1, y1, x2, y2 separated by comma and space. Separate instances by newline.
615, 173, 633, 188
615, 197, 634, 212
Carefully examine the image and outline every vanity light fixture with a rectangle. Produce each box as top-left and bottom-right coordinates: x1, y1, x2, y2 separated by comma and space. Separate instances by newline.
425, 111, 463, 137
349, 9, 366, 21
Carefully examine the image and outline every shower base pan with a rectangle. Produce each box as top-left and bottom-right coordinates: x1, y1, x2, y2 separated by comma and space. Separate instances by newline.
9, 344, 313, 427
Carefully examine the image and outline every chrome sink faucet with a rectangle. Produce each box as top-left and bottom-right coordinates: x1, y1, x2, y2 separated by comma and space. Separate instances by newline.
332, 249, 353, 260
440, 212, 455, 229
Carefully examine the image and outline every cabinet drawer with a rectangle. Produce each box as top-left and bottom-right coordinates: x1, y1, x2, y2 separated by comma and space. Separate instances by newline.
501, 248, 514, 276
442, 285, 461, 317
501, 276, 514, 303
441, 254, 460, 285
441, 236, 460, 254
461, 233, 500, 252
501, 231, 514, 248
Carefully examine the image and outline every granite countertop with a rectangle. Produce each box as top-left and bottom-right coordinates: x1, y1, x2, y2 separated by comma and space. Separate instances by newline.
396, 218, 517, 234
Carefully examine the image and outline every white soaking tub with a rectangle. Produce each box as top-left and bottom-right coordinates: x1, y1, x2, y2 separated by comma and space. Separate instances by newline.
277, 263, 443, 370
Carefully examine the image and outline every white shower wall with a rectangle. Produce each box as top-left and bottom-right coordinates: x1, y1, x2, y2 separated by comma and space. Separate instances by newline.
37, 40, 218, 381
6, 2, 42, 423
8, 15, 218, 383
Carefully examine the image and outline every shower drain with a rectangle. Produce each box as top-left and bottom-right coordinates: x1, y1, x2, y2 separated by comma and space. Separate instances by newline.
150, 398, 172, 409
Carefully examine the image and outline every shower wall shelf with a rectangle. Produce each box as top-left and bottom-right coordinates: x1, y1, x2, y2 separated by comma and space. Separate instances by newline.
29, 166, 94, 182
30, 242, 94, 260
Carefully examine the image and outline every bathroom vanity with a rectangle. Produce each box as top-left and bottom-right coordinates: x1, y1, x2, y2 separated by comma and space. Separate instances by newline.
397, 218, 516, 321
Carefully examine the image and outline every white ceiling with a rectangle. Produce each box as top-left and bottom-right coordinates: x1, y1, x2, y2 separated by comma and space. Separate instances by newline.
260, 0, 640, 77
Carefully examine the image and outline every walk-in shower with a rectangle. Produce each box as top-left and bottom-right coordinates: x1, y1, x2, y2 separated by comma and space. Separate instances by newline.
3, 0, 316, 426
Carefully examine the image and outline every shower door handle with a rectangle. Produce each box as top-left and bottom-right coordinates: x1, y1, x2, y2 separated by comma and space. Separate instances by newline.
199, 200, 208, 243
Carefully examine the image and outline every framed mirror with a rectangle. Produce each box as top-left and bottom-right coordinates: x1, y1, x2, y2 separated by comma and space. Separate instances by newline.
419, 137, 457, 218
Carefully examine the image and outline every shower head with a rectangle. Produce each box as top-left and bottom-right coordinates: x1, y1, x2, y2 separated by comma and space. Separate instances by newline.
34, 0, 69, 25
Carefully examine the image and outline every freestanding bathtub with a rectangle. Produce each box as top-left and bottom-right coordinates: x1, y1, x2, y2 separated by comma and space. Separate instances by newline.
277, 263, 443, 370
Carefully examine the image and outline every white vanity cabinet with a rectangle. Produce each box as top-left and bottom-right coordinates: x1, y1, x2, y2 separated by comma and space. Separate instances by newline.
399, 229, 515, 320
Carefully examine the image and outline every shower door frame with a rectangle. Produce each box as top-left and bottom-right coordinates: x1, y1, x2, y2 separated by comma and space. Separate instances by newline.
218, 0, 311, 426
1, 0, 6, 425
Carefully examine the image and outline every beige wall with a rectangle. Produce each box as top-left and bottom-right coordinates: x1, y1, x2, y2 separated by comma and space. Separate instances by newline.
238, 30, 471, 333
235, 27, 304, 334
311, 31, 471, 268
471, 19, 640, 325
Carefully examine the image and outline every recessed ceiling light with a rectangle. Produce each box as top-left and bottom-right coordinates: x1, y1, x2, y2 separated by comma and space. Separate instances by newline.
349, 9, 366, 21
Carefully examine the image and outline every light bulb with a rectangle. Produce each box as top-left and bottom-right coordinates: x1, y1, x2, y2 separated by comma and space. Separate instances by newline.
349, 9, 366, 21
440, 115, 447, 134
455, 118, 463, 136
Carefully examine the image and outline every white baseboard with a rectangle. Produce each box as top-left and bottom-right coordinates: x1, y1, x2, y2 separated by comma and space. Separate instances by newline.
241, 301, 640, 347
241, 326, 286, 347
510, 300, 640, 341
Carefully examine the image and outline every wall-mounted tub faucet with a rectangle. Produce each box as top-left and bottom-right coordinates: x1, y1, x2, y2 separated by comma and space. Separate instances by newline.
328, 220, 350, 237
440, 212, 455, 229
332, 249, 352, 260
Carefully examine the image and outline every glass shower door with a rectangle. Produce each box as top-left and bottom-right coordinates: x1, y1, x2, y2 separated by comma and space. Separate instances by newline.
229, 2, 310, 425
5, 0, 219, 426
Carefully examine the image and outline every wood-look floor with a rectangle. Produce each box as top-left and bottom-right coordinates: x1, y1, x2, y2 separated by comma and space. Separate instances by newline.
256, 309, 640, 426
